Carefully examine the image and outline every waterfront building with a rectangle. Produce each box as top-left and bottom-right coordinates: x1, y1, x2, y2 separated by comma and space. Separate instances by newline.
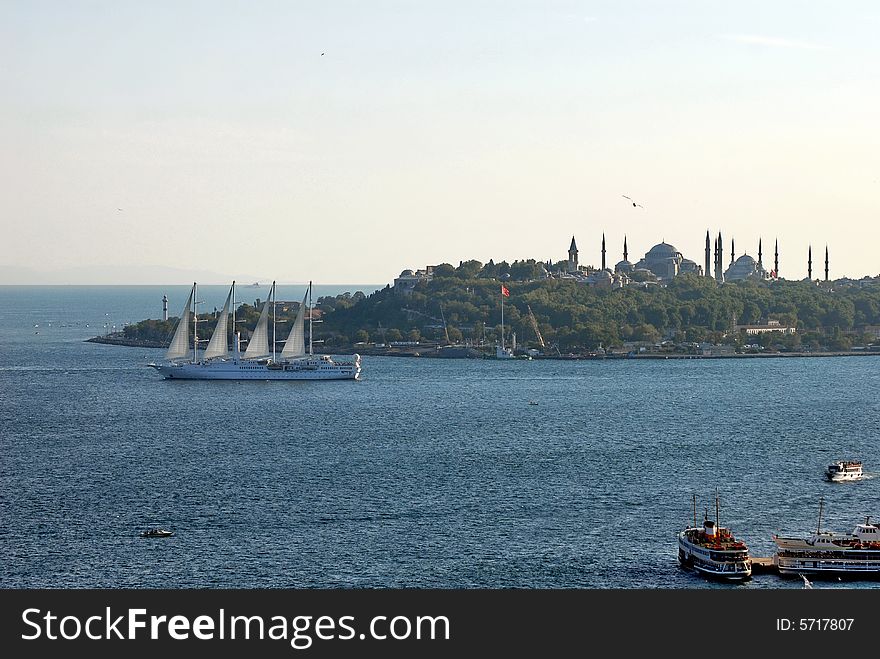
394, 266, 434, 295
733, 319, 796, 335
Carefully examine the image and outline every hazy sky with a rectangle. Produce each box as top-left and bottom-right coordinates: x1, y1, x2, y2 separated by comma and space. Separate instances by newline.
2, 1, 879, 284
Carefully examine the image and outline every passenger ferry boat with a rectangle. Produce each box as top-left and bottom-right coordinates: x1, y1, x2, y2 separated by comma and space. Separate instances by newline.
678, 495, 752, 581
773, 500, 880, 576
825, 460, 863, 482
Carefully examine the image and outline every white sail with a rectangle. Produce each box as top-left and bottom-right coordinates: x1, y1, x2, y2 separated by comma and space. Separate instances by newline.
280, 291, 307, 359
165, 284, 194, 361
203, 284, 233, 360
243, 284, 272, 360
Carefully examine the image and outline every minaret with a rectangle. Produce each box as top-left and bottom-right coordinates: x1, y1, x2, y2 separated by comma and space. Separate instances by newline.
568, 236, 578, 273
730, 237, 735, 266
623, 235, 629, 262
716, 232, 724, 282
825, 245, 829, 282
713, 237, 718, 279
601, 233, 606, 270
808, 245, 813, 280
774, 239, 779, 278
758, 238, 763, 269
705, 231, 711, 278
162, 294, 168, 321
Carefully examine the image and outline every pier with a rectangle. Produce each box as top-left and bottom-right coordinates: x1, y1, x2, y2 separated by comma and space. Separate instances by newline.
751, 557, 779, 575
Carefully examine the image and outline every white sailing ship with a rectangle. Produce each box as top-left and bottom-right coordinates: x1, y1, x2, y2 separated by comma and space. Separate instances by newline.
152, 281, 361, 381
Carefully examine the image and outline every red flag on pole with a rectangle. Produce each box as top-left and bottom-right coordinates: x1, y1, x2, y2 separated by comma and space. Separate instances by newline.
501, 285, 510, 297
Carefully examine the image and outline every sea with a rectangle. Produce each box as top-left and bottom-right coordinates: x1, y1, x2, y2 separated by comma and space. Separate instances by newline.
2, 285, 879, 589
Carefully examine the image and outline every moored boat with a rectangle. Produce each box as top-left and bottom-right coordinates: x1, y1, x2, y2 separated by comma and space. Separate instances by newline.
773, 499, 880, 576
678, 494, 752, 581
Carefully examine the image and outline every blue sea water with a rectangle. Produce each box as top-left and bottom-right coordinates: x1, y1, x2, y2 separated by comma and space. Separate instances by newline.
1, 286, 879, 589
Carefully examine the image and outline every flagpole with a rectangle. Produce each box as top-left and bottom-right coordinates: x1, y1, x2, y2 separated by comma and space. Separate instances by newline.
501, 286, 504, 350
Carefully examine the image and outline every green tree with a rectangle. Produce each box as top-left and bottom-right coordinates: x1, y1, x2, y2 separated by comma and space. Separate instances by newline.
433, 263, 456, 278
456, 260, 483, 278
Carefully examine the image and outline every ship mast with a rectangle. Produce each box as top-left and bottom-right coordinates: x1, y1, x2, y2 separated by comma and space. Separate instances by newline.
692, 494, 697, 529
271, 280, 277, 363
309, 280, 313, 356
817, 497, 824, 535
501, 287, 505, 350
192, 282, 198, 363
231, 280, 236, 360
715, 489, 720, 530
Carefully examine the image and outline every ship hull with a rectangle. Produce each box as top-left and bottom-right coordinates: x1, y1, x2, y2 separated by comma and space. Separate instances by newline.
154, 357, 360, 381
826, 473, 862, 482
776, 558, 880, 575
775, 548, 880, 575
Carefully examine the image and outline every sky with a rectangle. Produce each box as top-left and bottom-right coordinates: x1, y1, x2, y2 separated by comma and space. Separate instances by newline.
2, 0, 879, 284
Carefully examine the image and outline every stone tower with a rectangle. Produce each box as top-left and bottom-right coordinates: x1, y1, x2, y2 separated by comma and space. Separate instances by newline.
568, 236, 578, 273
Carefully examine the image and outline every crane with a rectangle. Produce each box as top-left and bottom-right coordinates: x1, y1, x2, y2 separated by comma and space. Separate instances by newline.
401, 307, 444, 324
526, 305, 545, 350
400, 306, 449, 343
439, 304, 450, 344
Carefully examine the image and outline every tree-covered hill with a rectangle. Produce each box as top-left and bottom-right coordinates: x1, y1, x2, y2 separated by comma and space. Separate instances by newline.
118, 260, 880, 353
317, 264, 880, 351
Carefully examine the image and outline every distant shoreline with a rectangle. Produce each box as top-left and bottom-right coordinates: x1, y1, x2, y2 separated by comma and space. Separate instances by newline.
86, 334, 880, 361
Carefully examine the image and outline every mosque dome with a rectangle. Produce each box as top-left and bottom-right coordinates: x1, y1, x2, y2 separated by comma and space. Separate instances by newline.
646, 242, 680, 258
400, 269, 414, 277
725, 253, 765, 282
615, 259, 634, 273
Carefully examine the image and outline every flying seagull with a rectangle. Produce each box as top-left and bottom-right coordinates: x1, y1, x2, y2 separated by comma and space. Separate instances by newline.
622, 195, 643, 208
